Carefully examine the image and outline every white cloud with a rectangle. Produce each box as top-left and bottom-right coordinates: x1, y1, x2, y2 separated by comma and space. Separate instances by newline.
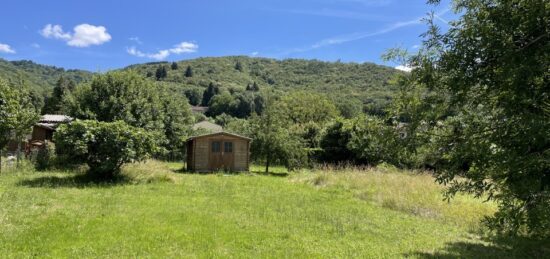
251, 51, 259, 56
40, 23, 111, 47
40, 24, 71, 40
31, 43, 40, 48
170, 42, 198, 54
0, 43, 15, 54
395, 65, 412, 72
127, 41, 198, 60
278, 6, 451, 56
129, 37, 143, 44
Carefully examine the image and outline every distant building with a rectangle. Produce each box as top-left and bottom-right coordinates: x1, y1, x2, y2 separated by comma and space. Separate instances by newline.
191, 106, 209, 114
7, 114, 72, 153
192, 121, 223, 133
32, 115, 73, 142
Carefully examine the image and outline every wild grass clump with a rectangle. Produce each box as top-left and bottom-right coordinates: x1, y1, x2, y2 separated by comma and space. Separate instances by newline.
121, 160, 179, 184
292, 164, 497, 229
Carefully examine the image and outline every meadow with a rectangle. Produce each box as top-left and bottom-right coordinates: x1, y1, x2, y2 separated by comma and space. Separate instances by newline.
0, 160, 547, 258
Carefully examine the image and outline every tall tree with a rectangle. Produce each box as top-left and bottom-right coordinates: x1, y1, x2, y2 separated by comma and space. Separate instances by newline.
43, 76, 76, 114
250, 91, 306, 173
171, 62, 179, 70
389, 0, 550, 236
201, 82, 219, 106
235, 61, 243, 72
184, 65, 193, 77
0, 78, 39, 167
0, 78, 19, 173
155, 66, 167, 80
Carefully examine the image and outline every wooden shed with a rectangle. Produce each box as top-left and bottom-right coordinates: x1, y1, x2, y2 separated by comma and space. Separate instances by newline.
186, 132, 251, 172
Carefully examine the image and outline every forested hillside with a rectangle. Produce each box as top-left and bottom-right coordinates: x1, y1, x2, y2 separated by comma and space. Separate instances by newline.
0, 59, 92, 96
126, 56, 400, 115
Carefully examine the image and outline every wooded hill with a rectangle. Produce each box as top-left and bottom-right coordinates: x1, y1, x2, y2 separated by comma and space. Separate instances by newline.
126, 56, 401, 114
0, 59, 92, 96
1, 56, 400, 115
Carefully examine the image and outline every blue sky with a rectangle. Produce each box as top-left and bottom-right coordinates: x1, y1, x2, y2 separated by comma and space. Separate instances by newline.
0, 0, 453, 71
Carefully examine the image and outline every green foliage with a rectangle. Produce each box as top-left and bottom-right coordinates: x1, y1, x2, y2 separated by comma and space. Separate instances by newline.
319, 116, 399, 166
201, 82, 220, 106
0, 59, 92, 108
184, 65, 193, 77
249, 94, 307, 171
184, 88, 202, 106
54, 120, 160, 177
389, 0, 550, 236
277, 91, 339, 125
170, 62, 178, 70
42, 76, 76, 114
64, 70, 193, 160
155, 66, 167, 80
33, 143, 56, 171
125, 56, 400, 116
234, 61, 243, 72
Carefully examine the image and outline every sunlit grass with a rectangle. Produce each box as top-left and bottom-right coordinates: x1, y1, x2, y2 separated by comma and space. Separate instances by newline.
0, 160, 546, 258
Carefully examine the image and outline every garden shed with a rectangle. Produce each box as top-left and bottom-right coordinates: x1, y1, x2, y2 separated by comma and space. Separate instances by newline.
186, 132, 251, 172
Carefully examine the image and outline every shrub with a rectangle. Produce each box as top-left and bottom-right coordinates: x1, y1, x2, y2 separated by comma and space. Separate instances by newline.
33, 142, 56, 171
54, 120, 160, 178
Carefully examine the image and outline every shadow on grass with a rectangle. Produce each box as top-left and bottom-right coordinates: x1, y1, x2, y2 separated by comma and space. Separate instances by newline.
406, 235, 550, 258
172, 167, 288, 177
17, 173, 132, 188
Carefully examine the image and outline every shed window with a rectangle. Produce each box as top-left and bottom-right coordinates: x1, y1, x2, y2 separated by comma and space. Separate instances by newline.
212, 141, 221, 152
224, 142, 233, 153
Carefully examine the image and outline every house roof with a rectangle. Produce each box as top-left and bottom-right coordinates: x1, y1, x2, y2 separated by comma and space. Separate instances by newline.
192, 121, 223, 132
191, 106, 209, 113
187, 131, 252, 141
35, 123, 56, 130
40, 114, 73, 123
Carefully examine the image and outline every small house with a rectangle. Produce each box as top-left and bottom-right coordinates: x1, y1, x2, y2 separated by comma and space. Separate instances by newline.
186, 132, 251, 172
32, 115, 73, 142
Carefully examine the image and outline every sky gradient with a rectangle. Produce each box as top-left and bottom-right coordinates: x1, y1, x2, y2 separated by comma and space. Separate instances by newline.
0, 0, 453, 71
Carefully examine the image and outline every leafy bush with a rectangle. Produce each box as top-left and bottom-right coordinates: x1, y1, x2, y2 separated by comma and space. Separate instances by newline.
54, 120, 160, 178
33, 143, 56, 171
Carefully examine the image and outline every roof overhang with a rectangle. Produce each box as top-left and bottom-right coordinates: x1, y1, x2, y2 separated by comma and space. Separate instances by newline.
187, 131, 252, 141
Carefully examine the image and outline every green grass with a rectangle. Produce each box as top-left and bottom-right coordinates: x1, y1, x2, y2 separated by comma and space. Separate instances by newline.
0, 161, 547, 258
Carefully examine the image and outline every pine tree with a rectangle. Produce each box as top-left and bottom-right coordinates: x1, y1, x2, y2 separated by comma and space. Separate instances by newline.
235, 61, 243, 72
201, 82, 219, 106
171, 62, 178, 70
184, 66, 193, 77
155, 66, 167, 80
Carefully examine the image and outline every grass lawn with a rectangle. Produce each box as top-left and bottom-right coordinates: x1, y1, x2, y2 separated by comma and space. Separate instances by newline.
0, 161, 547, 258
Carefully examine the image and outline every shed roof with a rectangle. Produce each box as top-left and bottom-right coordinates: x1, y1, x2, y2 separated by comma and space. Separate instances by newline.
192, 121, 223, 132
40, 114, 73, 123
187, 131, 252, 141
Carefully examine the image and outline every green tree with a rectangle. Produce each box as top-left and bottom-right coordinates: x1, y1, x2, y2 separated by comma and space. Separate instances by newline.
159, 89, 194, 160
250, 92, 306, 172
42, 76, 76, 114
206, 92, 236, 117
0, 78, 19, 173
184, 65, 193, 77
201, 82, 219, 106
277, 91, 339, 125
184, 88, 203, 106
67, 70, 165, 132
171, 62, 178, 70
388, 0, 550, 236
10, 79, 40, 167
235, 61, 243, 72
55, 120, 160, 178
155, 66, 167, 80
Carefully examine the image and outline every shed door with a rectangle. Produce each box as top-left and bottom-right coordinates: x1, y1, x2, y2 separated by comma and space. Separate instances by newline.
210, 140, 223, 170
222, 141, 234, 171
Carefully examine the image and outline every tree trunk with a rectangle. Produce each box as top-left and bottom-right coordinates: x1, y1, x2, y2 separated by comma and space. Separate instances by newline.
265, 148, 271, 174
16, 138, 21, 168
